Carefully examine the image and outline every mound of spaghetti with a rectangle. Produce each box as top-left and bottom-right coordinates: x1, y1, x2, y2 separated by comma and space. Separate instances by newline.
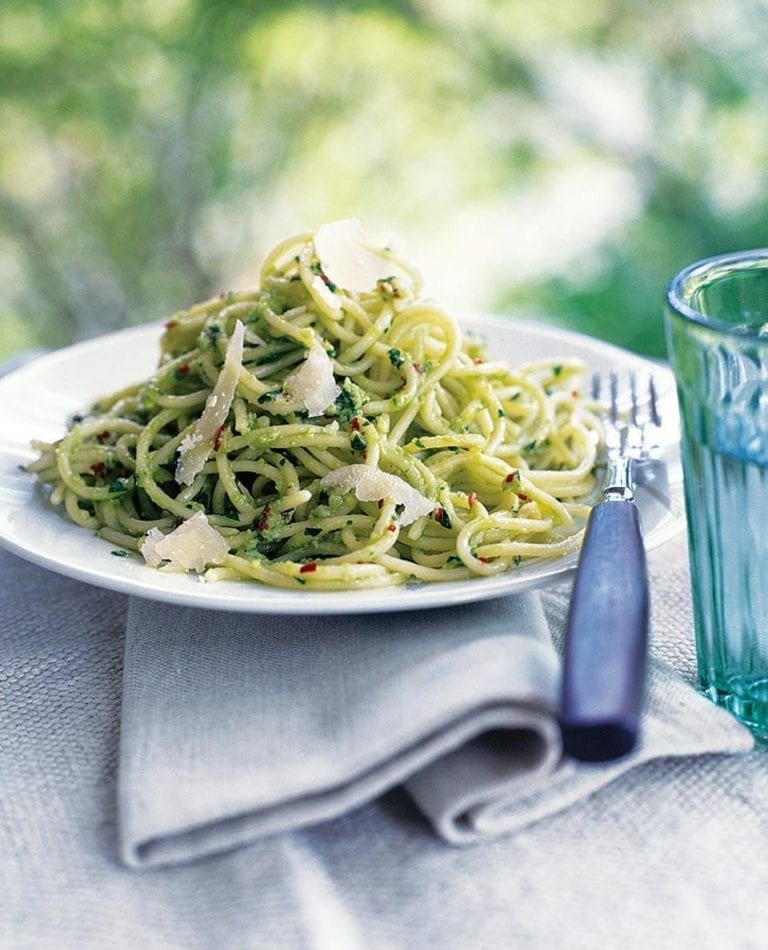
28, 220, 603, 591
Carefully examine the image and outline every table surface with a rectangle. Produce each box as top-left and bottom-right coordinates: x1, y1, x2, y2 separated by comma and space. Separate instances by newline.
2, 525, 767, 950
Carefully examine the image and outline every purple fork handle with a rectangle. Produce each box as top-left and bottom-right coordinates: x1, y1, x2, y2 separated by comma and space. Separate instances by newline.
560, 500, 649, 762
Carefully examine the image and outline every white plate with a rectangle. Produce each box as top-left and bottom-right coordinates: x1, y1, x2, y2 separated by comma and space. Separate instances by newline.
0, 315, 684, 614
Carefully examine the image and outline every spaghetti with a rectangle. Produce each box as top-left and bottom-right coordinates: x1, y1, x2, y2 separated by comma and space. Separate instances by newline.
28, 220, 603, 591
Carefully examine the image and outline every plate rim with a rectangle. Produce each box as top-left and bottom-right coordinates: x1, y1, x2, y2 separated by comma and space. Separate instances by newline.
0, 315, 684, 615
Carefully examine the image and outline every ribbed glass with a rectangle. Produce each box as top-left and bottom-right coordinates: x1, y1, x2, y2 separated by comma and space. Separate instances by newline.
665, 250, 768, 740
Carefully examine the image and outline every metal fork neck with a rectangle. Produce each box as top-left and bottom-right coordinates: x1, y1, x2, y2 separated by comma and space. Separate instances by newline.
604, 456, 635, 502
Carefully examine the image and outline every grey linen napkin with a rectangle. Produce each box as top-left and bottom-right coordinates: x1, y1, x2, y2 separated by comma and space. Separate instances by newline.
118, 585, 753, 869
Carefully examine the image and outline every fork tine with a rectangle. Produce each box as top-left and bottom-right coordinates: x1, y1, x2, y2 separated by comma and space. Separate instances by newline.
648, 375, 661, 428
609, 371, 619, 423
629, 372, 639, 426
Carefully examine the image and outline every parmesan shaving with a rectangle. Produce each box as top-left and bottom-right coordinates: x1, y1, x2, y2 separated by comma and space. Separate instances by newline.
320, 464, 434, 526
284, 343, 340, 417
175, 320, 244, 486
141, 511, 229, 573
314, 219, 409, 294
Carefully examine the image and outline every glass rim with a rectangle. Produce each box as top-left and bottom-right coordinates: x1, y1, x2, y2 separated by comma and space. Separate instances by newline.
666, 247, 768, 339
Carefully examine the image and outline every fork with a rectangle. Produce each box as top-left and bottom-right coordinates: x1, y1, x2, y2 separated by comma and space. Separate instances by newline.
559, 371, 662, 762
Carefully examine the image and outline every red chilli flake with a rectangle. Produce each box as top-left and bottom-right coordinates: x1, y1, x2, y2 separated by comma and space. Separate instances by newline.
518, 492, 529, 502
505, 473, 517, 483
177, 363, 190, 375
413, 363, 422, 373
479, 556, 490, 564
89, 462, 106, 476
473, 357, 485, 365
256, 504, 271, 534
468, 491, 477, 507
300, 562, 318, 574
97, 431, 111, 443
213, 425, 226, 452
387, 524, 397, 533
350, 417, 361, 431
377, 499, 384, 508
433, 506, 450, 528
165, 319, 177, 330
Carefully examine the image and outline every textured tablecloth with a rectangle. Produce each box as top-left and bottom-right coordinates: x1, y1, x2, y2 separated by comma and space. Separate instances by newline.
3, 530, 768, 950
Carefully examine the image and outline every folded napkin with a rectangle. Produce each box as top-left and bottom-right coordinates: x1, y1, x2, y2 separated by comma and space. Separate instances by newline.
118, 584, 753, 869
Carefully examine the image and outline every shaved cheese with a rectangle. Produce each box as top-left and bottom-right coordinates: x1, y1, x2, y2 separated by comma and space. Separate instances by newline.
141, 511, 229, 573
320, 464, 434, 526
175, 320, 244, 486
284, 343, 340, 417
314, 219, 409, 294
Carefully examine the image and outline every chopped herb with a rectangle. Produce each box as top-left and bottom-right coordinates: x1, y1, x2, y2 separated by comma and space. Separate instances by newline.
414, 437, 426, 449
553, 364, 563, 376
388, 347, 405, 368
310, 261, 337, 292
524, 440, 537, 453
304, 527, 322, 537
257, 389, 281, 404
335, 379, 368, 425
497, 408, 506, 418
350, 432, 366, 453
108, 476, 133, 495
111, 549, 131, 558
513, 555, 523, 566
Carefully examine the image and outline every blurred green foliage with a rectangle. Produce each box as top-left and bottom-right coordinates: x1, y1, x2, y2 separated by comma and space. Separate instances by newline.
1, 0, 767, 361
